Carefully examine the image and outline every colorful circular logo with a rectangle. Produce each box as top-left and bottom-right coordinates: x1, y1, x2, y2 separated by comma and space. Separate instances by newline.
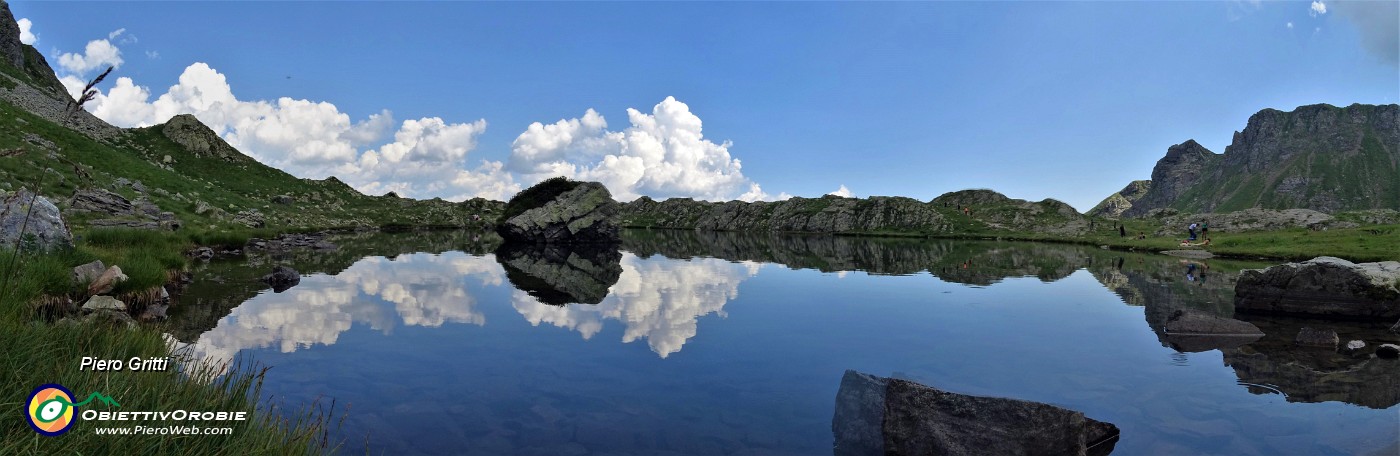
27, 384, 76, 436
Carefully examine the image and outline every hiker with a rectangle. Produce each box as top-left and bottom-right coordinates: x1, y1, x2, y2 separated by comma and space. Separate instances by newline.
1119, 225, 1126, 237
1187, 222, 1198, 241
1201, 221, 1209, 237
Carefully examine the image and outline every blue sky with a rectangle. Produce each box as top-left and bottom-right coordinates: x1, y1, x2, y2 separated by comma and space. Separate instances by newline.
14, 1, 1399, 210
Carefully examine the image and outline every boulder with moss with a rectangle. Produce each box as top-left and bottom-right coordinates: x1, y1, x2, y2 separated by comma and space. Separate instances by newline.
497, 177, 620, 245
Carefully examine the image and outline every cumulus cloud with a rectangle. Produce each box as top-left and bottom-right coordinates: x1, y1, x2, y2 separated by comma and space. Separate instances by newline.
57, 33, 123, 74
1310, 1, 1327, 16
73, 62, 517, 200
17, 18, 35, 44
509, 96, 775, 202
1287, 22, 1294, 29
827, 185, 853, 198
1333, 0, 1399, 64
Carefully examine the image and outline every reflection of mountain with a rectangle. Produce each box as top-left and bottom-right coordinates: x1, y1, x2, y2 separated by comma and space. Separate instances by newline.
185, 252, 503, 363
495, 243, 622, 305
1221, 316, 1400, 409
512, 253, 762, 358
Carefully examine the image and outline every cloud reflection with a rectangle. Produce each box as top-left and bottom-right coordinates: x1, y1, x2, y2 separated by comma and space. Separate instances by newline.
512, 254, 763, 358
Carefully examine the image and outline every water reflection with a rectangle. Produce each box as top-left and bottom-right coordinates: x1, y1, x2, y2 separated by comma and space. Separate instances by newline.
186, 252, 502, 362
170, 229, 1400, 413
511, 253, 763, 358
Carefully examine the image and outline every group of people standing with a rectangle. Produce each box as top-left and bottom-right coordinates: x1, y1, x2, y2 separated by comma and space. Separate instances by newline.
1187, 221, 1209, 241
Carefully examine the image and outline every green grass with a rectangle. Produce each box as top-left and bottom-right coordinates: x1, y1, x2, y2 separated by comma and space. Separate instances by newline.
0, 245, 341, 454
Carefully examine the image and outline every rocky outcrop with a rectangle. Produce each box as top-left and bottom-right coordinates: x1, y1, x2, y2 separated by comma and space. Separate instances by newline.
833, 370, 1118, 456
1087, 180, 1151, 218
0, 189, 72, 251
0, 3, 121, 140
1155, 208, 1340, 235
0, 2, 25, 69
1161, 309, 1264, 352
621, 189, 1087, 236
232, 209, 265, 228
495, 243, 623, 305
1108, 104, 1400, 217
68, 188, 180, 231
259, 265, 300, 293
159, 114, 250, 161
1235, 257, 1400, 320
498, 178, 620, 245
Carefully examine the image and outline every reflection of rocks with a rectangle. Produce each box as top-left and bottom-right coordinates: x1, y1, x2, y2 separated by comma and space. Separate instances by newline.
833, 370, 1119, 456
1161, 309, 1263, 353
1295, 327, 1339, 348
496, 244, 622, 305
260, 265, 301, 293
1224, 315, 1400, 409
1235, 257, 1400, 321
511, 253, 759, 358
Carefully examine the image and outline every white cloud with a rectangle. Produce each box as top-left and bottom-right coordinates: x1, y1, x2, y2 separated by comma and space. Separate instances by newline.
1310, 1, 1327, 15
74, 62, 517, 201
827, 185, 853, 198
145, 50, 159, 59
57, 34, 123, 74
1334, 0, 1399, 64
1286, 22, 1294, 29
107, 28, 126, 40
17, 18, 35, 45
509, 96, 776, 202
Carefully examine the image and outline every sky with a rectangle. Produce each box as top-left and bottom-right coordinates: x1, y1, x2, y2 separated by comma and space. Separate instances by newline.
12, 1, 1399, 210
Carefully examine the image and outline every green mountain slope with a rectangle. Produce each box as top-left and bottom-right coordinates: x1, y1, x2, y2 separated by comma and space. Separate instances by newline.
1098, 104, 1399, 217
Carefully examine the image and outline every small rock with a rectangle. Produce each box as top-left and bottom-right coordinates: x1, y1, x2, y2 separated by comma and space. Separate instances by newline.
86, 266, 127, 296
189, 247, 214, 261
1344, 340, 1366, 351
162, 155, 172, 164
1377, 344, 1400, 359
271, 195, 293, 204
131, 180, 146, 193
72, 260, 107, 284
82, 295, 126, 313
1295, 327, 1340, 348
260, 265, 301, 293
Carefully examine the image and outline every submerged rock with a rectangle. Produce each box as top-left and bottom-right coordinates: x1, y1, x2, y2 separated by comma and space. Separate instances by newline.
1295, 327, 1340, 348
1161, 309, 1264, 352
833, 370, 1119, 456
0, 189, 72, 251
1377, 344, 1400, 359
1235, 257, 1400, 321
259, 265, 301, 293
498, 178, 620, 245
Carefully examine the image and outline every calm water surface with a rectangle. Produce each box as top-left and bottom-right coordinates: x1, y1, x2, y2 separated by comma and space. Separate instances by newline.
169, 230, 1400, 455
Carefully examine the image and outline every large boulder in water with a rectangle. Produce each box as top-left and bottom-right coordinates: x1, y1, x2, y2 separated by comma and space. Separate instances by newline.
1235, 257, 1400, 321
497, 177, 619, 245
833, 370, 1119, 456
0, 189, 72, 251
260, 265, 301, 293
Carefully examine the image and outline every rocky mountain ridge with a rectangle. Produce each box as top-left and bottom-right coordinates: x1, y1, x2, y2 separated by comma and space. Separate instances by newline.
1094, 103, 1400, 218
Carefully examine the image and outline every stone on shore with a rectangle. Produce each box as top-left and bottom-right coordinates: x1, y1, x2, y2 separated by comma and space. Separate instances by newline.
86, 266, 127, 296
1235, 257, 1400, 321
72, 260, 107, 284
82, 295, 126, 313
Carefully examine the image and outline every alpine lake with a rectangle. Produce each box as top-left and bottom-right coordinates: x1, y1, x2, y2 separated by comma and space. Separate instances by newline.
165, 229, 1400, 455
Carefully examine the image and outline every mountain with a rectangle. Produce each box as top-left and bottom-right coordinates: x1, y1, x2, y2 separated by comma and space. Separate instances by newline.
619, 189, 1089, 236
0, 2, 500, 234
1092, 104, 1400, 217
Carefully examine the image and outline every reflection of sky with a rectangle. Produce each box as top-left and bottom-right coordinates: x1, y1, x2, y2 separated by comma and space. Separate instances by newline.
512, 254, 764, 358
189, 252, 504, 362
